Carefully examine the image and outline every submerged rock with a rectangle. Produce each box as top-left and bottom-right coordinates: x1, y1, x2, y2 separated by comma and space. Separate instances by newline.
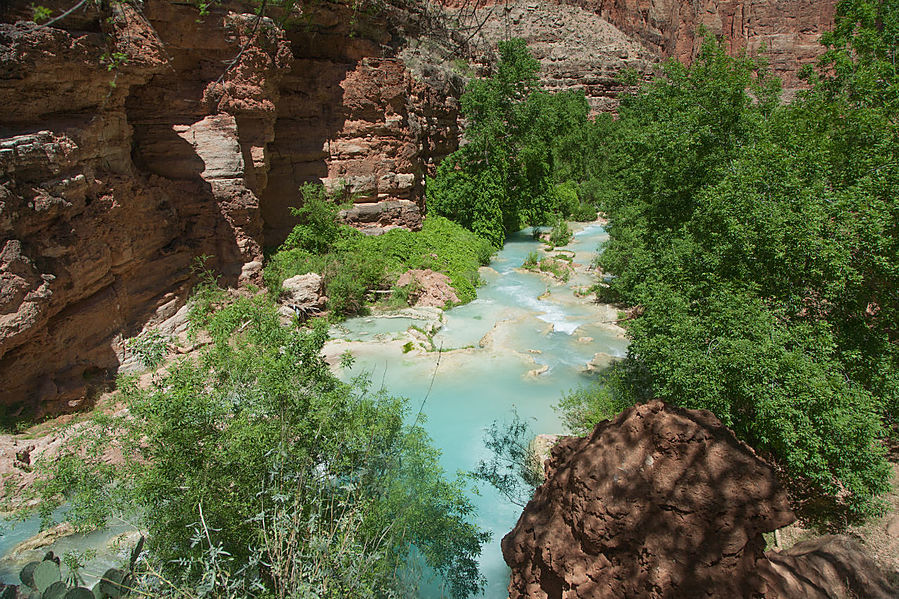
502, 401, 796, 598
0, 522, 75, 569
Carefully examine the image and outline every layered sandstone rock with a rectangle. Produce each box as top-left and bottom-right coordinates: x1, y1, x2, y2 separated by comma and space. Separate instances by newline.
571, 0, 836, 90
461, 0, 658, 112
442, 0, 836, 103
0, 0, 460, 417
502, 401, 796, 598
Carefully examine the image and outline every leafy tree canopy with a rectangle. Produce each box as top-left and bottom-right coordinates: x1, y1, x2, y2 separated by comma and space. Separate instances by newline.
563, 22, 898, 526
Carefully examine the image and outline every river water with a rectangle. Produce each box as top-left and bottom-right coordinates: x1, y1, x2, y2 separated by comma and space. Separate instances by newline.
0, 222, 626, 597
327, 222, 628, 598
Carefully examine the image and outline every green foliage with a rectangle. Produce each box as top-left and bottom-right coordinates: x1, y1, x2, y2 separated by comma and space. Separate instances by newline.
556, 374, 635, 436
570, 201, 598, 222
126, 329, 170, 370
267, 213, 493, 317
585, 31, 897, 525
30, 4, 52, 23
280, 183, 345, 254
553, 182, 580, 218
552, 181, 597, 221
521, 251, 571, 282
547, 217, 572, 247
818, 0, 899, 113
37, 295, 488, 598
99, 52, 129, 72
427, 39, 592, 246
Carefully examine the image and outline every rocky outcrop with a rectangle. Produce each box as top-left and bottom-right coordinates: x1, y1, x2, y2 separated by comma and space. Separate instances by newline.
503, 400, 898, 598
0, 0, 461, 417
761, 535, 896, 599
395, 268, 460, 307
571, 0, 836, 90
339, 199, 423, 234
502, 400, 796, 598
443, 0, 835, 105
460, 0, 658, 112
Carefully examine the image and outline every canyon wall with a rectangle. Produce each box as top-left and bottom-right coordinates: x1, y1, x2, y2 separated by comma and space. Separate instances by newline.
446, 0, 836, 109
570, 0, 836, 88
0, 0, 460, 417
1, 0, 837, 417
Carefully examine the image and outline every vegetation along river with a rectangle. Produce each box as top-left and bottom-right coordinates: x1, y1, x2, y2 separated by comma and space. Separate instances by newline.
0, 222, 627, 597
326, 222, 628, 597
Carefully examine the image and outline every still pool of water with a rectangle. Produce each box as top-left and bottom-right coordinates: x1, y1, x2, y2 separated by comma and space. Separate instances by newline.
331, 223, 628, 598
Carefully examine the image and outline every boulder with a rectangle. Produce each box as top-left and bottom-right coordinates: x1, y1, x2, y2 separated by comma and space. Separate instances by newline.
502, 400, 796, 598
281, 273, 323, 307
395, 269, 460, 308
761, 535, 896, 599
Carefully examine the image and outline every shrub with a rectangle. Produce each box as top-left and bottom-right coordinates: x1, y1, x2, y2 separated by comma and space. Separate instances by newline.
554, 181, 580, 217
570, 202, 598, 222
280, 183, 345, 254
267, 214, 494, 317
34, 295, 489, 598
126, 329, 170, 370
548, 216, 572, 247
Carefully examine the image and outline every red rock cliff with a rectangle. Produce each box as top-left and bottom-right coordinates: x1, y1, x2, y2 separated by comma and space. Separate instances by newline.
0, 0, 461, 417
569, 0, 836, 88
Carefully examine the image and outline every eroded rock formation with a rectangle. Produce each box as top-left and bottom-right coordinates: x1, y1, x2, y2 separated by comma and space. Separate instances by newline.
0, 0, 460, 417
572, 0, 836, 90
502, 400, 796, 598
444, 0, 836, 106
503, 400, 898, 598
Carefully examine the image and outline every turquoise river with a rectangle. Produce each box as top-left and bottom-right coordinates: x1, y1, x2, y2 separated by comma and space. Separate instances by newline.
0, 222, 628, 597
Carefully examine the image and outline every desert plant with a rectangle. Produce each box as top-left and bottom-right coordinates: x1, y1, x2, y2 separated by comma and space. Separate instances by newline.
127, 329, 170, 370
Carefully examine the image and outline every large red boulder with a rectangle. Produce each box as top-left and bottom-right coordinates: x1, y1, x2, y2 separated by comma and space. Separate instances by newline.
502, 400, 796, 598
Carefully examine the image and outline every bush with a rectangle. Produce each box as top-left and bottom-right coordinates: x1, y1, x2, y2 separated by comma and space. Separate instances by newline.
554, 181, 580, 217
537, 257, 570, 282
280, 183, 345, 254
570, 202, 598, 222
548, 216, 572, 247
34, 295, 489, 598
266, 214, 494, 317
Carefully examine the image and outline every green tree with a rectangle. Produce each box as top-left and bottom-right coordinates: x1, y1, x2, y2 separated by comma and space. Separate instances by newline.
573, 33, 895, 525
36, 295, 488, 597
427, 39, 591, 246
